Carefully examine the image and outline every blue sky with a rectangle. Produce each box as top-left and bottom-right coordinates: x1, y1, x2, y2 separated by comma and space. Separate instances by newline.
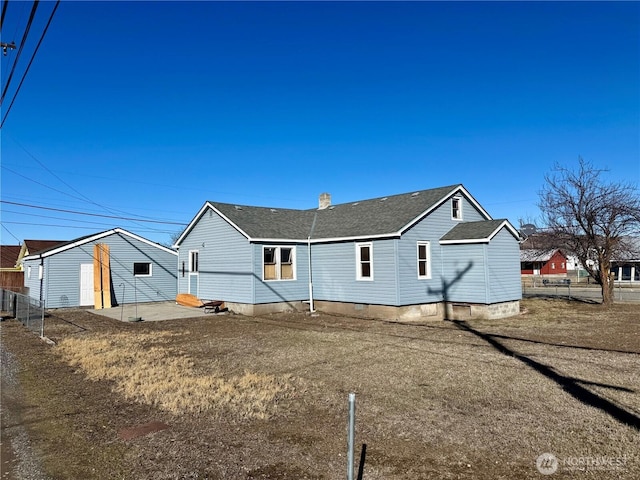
1, 1, 639, 246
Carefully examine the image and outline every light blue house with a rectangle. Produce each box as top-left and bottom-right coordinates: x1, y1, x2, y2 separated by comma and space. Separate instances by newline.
174, 185, 522, 320
22, 228, 177, 309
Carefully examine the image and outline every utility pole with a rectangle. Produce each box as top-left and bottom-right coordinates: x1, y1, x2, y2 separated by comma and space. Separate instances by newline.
1, 41, 16, 55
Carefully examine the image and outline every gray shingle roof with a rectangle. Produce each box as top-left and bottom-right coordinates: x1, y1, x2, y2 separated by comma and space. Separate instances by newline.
209, 184, 463, 241
440, 219, 511, 242
520, 248, 564, 262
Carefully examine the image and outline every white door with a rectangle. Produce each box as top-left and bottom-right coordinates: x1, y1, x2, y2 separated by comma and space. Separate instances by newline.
80, 263, 94, 306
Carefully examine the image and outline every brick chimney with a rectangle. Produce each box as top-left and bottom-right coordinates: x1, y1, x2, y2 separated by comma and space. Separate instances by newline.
319, 192, 331, 210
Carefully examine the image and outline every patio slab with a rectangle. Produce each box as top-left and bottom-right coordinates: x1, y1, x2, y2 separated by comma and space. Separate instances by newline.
87, 301, 217, 322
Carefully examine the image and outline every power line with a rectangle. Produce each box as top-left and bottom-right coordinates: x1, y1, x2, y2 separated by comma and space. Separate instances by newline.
1, 223, 22, 243
0, 0, 38, 105
4, 135, 177, 235
1, 0, 59, 128
2, 164, 99, 203
2, 221, 176, 235
1, 0, 8, 30
1, 200, 188, 225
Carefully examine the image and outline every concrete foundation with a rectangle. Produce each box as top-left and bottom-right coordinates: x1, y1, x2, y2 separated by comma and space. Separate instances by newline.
225, 299, 520, 321
313, 300, 520, 321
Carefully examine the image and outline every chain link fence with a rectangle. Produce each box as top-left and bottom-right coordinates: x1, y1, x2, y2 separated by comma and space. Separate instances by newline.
1, 288, 45, 337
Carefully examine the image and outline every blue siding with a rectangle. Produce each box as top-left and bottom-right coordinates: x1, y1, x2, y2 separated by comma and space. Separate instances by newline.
22, 258, 44, 301
487, 228, 522, 302
178, 207, 253, 303
398, 195, 487, 305
26, 232, 177, 309
312, 239, 399, 305
440, 244, 488, 303
252, 243, 309, 304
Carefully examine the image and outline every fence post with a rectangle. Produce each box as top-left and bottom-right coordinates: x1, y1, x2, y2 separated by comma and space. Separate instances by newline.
347, 393, 356, 480
40, 300, 45, 338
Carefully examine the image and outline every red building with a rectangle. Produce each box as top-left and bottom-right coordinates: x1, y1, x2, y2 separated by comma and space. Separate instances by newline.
520, 249, 568, 275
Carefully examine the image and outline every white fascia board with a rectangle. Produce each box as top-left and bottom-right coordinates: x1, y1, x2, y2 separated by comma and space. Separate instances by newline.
173, 203, 210, 246
23, 229, 117, 260
111, 228, 178, 256
439, 220, 520, 245
250, 238, 308, 244
309, 233, 402, 244
174, 202, 252, 247
23, 228, 178, 260
252, 233, 402, 244
494, 220, 521, 240
398, 185, 493, 236
440, 238, 491, 245
456, 185, 493, 221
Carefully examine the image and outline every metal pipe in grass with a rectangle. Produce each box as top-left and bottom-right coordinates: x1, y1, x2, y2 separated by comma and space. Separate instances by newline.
347, 392, 355, 480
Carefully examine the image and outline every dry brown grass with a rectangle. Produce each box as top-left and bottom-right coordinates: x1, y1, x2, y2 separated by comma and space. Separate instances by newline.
55, 331, 294, 419
4, 297, 639, 479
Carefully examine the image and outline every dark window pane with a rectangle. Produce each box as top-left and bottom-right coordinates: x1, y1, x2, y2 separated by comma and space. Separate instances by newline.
361, 263, 371, 277
264, 248, 275, 264
360, 246, 370, 262
134, 262, 150, 276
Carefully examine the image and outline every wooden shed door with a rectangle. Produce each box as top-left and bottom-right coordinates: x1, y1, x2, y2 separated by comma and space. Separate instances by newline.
80, 263, 94, 306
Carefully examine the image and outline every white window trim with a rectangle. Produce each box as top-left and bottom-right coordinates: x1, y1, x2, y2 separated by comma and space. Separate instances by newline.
417, 241, 431, 279
188, 250, 199, 273
262, 246, 296, 282
27, 265, 31, 279
356, 242, 374, 281
451, 196, 463, 221
133, 262, 153, 277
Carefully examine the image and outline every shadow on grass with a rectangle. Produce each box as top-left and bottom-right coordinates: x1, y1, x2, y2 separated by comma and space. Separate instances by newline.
449, 319, 640, 431
357, 443, 366, 480
523, 292, 601, 305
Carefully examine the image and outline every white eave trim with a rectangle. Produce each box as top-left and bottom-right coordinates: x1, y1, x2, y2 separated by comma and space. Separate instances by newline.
174, 202, 251, 248
249, 232, 402, 244
23, 228, 177, 261
398, 185, 493, 236
439, 220, 520, 245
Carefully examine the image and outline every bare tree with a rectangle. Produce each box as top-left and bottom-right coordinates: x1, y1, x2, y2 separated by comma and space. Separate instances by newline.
538, 158, 640, 305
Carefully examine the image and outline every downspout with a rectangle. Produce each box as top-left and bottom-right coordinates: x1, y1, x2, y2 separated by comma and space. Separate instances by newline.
38, 255, 44, 303
308, 212, 318, 313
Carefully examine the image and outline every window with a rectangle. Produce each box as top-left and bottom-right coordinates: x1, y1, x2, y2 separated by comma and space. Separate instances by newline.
356, 243, 373, 280
263, 246, 295, 281
417, 241, 431, 279
133, 262, 152, 277
451, 197, 462, 220
27, 266, 31, 279
551, 262, 556, 270
561, 262, 565, 269
189, 250, 199, 273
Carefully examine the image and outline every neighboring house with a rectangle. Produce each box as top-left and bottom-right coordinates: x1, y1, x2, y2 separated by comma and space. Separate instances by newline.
175, 184, 522, 321
520, 249, 568, 276
1, 245, 22, 271
18, 240, 67, 269
1, 245, 24, 292
22, 228, 178, 308
611, 237, 640, 283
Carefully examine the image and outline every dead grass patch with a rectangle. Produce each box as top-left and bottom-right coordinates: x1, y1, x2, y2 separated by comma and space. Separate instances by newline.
55, 331, 294, 419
